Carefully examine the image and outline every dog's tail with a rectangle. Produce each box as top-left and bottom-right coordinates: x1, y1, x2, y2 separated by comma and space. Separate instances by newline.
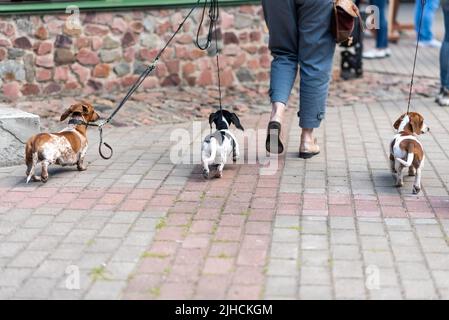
202, 137, 217, 163
25, 140, 38, 184
396, 153, 414, 167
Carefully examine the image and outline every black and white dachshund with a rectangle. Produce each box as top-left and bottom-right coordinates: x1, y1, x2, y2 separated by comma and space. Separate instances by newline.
201, 110, 244, 179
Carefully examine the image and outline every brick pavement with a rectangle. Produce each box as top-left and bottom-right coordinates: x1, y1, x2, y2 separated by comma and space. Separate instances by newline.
1, 96, 448, 299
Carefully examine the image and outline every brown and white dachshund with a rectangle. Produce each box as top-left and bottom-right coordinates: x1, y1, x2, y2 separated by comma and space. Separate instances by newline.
25, 101, 99, 183
390, 112, 429, 194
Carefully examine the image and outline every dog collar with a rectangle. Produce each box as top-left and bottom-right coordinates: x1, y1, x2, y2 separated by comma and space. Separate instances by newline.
68, 119, 88, 126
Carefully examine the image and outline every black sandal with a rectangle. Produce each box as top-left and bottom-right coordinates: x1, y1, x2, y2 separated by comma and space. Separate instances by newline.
265, 121, 284, 154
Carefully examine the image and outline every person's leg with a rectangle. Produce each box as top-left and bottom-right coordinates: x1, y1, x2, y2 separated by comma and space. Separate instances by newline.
417, 0, 440, 42
442, 4, 449, 89
296, 0, 336, 154
372, 0, 388, 48
262, 0, 298, 124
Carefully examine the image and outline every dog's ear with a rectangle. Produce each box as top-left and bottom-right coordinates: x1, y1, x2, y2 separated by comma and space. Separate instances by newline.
209, 112, 216, 128
230, 113, 244, 131
60, 105, 74, 121
409, 113, 423, 135
393, 114, 405, 130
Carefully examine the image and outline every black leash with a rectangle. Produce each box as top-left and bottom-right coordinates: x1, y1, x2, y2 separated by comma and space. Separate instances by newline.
196, 0, 223, 115
87, 0, 220, 160
406, 0, 426, 114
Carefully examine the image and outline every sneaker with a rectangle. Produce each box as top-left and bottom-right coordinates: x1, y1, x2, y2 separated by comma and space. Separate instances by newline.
362, 48, 391, 59
418, 39, 442, 48
436, 88, 449, 106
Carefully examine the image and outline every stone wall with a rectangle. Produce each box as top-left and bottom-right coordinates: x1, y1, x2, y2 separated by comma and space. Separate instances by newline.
0, 5, 270, 102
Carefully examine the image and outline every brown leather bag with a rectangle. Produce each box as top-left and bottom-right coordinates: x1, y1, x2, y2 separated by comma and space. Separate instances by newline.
331, 0, 364, 45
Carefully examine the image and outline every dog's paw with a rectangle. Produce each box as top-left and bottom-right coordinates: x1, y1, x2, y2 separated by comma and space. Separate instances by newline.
395, 182, 403, 188
77, 165, 87, 171
41, 176, 48, 183
412, 185, 421, 194
215, 171, 223, 179
202, 169, 210, 180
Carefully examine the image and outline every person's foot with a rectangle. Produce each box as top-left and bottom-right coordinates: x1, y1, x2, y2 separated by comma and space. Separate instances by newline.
266, 102, 286, 154
436, 87, 449, 106
362, 48, 391, 59
418, 39, 442, 48
266, 121, 284, 154
299, 138, 320, 159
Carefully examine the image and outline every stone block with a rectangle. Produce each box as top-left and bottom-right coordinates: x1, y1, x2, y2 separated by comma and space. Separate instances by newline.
0, 106, 40, 167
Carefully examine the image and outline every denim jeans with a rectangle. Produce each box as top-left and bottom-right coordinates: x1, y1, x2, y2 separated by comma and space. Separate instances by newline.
441, 1, 449, 89
262, 0, 336, 129
415, 0, 440, 42
370, 0, 388, 48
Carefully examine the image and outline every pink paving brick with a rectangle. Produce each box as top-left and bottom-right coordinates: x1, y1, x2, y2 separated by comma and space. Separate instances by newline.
138, 257, 172, 274
355, 200, 380, 212
222, 202, 252, 214
149, 241, 179, 256
15, 197, 48, 209
328, 204, 353, 217
237, 249, 267, 266
167, 213, 192, 226
128, 189, 155, 200
171, 201, 199, 213
77, 189, 105, 199
194, 208, 221, 220
277, 203, 300, 215
159, 282, 194, 299
328, 194, 351, 205
31, 187, 59, 198
407, 211, 435, 218
174, 248, 207, 266
219, 215, 246, 227
125, 274, 161, 294
381, 206, 408, 218
178, 191, 203, 202
378, 195, 403, 206
182, 235, 210, 249
233, 266, 265, 285
227, 285, 262, 300
248, 209, 275, 221
99, 193, 126, 205
154, 226, 185, 241
167, 264, 201, 283
119, 199, 148, 211
149, 194, 177, 206
214, 226, 242, 242
209, 242, 240, 257
2, 191, 27, 203
190, 220, 215, 234
241, 235, 270, 250
254, 188, 279, 198
47, 193, 79, 204
195, 275, 230, 299
303, 199, 327, 210
203, 257, 234, 274
244, 221, 272, 235
252, 197, 276, 209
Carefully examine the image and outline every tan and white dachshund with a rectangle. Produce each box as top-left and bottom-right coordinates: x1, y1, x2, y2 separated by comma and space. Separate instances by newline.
390, 112, 429, 194
25, 101, 100, 183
